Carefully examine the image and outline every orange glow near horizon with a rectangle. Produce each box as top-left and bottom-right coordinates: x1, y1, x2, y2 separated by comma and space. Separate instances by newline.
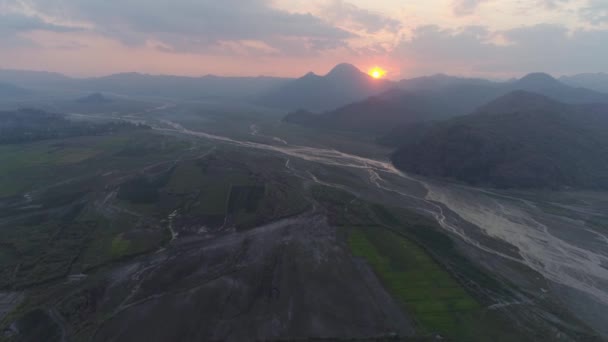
368, 67, 387, 79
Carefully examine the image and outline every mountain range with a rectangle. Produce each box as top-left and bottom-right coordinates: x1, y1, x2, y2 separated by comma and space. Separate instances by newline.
284, 89, 452, 134
398, 74, 495, 91
285, 72, 608, 134
258, 63, 394, 111
560, 73, 608, 93
0, 69, 291, 101
0, 82, 31, 99
390, 91, 608, 189
2, 66, 607, 112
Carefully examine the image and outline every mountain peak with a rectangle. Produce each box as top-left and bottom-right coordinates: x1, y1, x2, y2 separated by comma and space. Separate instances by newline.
517, 73, 560, 87
326, 63, 362, 77
301, 71, 321, 80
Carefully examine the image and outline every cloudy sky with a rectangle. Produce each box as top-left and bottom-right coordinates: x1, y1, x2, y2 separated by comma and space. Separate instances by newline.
0, 0, 606, 78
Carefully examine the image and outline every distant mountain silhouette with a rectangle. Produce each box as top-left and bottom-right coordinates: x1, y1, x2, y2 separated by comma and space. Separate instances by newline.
398, 74, 495, 91
514, 72, 561, 87
285, 72, 608, 135
511, 73, 608, 103
0, 69, 70, 88
284, 89, 455, 134
0, 82, 30, 98
391, 91, 608, 189
77, 93, 112, 104
76, 73, 291, 100
561, 73, 608, 93
260, 63, 394, 111
0, 69, 291, 100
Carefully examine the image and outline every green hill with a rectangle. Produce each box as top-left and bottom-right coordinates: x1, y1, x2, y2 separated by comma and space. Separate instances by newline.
391, 91, 608, 189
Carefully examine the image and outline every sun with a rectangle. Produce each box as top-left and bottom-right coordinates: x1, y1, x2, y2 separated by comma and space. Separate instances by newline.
369, 67, 386, 79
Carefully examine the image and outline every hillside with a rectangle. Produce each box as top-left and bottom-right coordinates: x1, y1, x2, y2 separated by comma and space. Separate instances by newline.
391, 91, 608, 189
0, 82, 30, 99
513, 73, 608, 103
561, 73, 608, 93
260, 63, 394, 111
284, 89, 456, 134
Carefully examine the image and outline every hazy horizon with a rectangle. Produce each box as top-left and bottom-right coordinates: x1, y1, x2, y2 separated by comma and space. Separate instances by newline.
2, 63, 590, 82
1, 0, 607, 79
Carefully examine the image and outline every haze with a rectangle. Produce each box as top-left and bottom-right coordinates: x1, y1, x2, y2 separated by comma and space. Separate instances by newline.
1, 0, 607, 78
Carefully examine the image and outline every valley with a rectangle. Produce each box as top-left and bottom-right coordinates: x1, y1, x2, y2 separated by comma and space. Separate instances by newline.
2, 0, 608, 340
0, 68, 607, 341
153, 104, 608, 338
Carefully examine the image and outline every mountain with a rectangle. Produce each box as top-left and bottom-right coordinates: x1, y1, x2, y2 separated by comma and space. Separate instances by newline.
398, 74, 495, 91
0, 69, 71, 88
76, 93, 112, 104
0, 82, 31, 99
77, 73, 292, 100
561, 73, 608, 93
285, 72, 608, 135
512, 73, 608, 103
259, 63, 394, 111
284, 89, 457, 134
283, 79, 504, 135
0, 69, 292, 100
391, 91, 608, 189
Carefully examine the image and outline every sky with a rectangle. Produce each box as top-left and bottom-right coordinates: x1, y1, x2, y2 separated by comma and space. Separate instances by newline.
0, 0, 606, 79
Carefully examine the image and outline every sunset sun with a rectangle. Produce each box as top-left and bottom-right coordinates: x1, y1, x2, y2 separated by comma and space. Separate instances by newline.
369, 67, 386, 79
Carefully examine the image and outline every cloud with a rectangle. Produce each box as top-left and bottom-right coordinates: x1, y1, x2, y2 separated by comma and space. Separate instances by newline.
581, 0, 608, 24
452, 0, 490, 16
539, 0, 573, 9
318, 0, 402, 33
0, 12, 81, 34
1, 0, 605, 77
393, 24, 608, 76
15, 0, 355, 54
0, 10, 84, 48
395, 25, 494, 61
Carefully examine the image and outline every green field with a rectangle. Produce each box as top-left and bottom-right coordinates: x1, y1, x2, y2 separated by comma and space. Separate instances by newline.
0, 132, 192, 198
0, 131, 194, 289
0, 129, 309, 294
163, 159, 257, 215
348, 226, 526, 341
156, 155, 307, 229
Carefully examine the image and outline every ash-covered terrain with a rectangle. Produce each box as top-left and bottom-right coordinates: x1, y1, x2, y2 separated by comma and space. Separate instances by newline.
0, 97, 605, 342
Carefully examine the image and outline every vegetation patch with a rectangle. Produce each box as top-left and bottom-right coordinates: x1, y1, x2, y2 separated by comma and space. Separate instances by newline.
165, 162, 208, 194
311, 185, 373, 226
227, 185, 265, 214
76, 212, 167, 271
110, 234, 131, 259
349, 228, 476, 336
348, 226, 527, 341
